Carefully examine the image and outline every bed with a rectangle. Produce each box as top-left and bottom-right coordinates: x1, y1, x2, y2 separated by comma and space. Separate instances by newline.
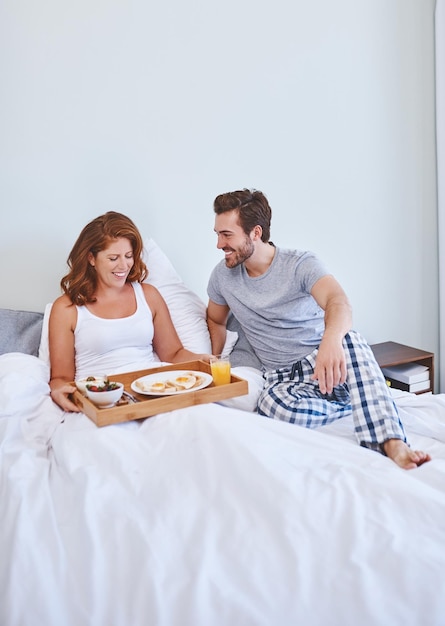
1, 239, 445, 626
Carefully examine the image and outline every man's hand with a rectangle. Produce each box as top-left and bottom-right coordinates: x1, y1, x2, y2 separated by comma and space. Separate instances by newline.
310, 275, 351, 394
311, 335, 347, 395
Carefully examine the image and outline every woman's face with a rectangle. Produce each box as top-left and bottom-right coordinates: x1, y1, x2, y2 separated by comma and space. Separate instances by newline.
89, 237, 135, 287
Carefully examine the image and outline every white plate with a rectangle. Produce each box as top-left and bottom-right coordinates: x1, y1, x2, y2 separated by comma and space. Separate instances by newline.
131, 370, 213, 396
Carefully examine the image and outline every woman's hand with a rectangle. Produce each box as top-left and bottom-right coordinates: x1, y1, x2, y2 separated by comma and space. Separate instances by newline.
50, 379, 81, 412
193, 353, 213, 363
169, 350, 213, 364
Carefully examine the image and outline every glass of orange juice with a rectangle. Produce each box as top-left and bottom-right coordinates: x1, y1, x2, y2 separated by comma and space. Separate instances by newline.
210, 355, 231, 386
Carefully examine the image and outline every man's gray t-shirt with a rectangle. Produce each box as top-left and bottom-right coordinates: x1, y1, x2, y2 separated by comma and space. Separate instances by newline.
207, 247, 329, 370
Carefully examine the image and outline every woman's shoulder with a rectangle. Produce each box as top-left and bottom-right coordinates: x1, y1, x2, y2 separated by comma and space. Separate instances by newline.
139, 281, 161, 297
52, 293, 74, 311
49, 294, 77, 329
138, 282, 165, 309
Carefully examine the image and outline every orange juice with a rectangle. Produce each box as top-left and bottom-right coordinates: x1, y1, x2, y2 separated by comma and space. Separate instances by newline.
210, 358, 231, 385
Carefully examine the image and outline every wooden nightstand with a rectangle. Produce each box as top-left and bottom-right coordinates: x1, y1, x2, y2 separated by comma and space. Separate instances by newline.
370, 341, 434, 394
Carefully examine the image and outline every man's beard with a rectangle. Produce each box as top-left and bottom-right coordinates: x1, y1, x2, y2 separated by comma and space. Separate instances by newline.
224, 237, 254, 268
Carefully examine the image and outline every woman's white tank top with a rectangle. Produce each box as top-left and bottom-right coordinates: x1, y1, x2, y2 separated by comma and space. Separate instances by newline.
74, 282, 157, 380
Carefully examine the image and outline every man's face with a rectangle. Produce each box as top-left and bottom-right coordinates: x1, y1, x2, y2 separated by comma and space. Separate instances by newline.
214, 210, 255, 269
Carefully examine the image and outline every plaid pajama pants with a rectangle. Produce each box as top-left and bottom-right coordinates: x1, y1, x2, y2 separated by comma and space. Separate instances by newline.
257, 330, 407, 451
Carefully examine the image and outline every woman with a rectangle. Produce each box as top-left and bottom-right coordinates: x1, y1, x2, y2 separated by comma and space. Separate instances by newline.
49, 211, 210, 412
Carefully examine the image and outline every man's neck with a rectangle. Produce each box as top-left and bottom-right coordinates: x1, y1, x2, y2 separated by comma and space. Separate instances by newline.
244, 242, 276, 277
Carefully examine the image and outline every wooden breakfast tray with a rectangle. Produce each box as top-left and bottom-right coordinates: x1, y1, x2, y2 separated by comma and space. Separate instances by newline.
71, 360, 249, 427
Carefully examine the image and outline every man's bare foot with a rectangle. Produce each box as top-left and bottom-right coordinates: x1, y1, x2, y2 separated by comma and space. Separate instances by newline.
382, 438, 431, 470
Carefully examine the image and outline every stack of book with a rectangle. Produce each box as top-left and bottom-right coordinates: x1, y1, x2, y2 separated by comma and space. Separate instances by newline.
381, 363, 430, 393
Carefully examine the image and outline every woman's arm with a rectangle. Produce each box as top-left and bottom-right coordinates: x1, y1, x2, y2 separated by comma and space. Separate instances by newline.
143, 284, 211, 363
49, 295, 81, 412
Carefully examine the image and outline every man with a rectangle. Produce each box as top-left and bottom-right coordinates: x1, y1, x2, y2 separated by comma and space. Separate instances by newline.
206, 188, 430, 470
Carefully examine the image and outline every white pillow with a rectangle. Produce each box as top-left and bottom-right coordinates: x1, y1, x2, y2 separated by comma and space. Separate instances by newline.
143, 238, 211, 353
221, 329, 238, 359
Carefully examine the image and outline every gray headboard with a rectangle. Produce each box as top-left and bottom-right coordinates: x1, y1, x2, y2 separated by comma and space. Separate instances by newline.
0, 308, 44, 357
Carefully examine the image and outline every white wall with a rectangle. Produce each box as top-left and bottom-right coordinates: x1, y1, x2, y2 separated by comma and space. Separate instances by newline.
0, 0, 439, 379
436, 0, 445, 393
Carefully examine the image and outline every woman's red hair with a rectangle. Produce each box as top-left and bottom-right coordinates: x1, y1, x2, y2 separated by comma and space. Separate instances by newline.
60, 211, 148, 305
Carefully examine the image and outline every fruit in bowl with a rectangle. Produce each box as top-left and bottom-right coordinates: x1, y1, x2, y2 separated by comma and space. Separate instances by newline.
85, 381, 124, 408
75, 375, 108, 396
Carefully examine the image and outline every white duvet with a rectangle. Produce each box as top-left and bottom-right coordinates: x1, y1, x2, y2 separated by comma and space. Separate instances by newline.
1, 353, 445, 626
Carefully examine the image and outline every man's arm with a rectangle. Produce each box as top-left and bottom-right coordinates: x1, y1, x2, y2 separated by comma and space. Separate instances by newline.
206, 300, 230, 355
310, 275, 353, 395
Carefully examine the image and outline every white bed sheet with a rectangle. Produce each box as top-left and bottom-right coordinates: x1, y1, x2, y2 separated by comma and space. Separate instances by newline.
1, 353, 445, 626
